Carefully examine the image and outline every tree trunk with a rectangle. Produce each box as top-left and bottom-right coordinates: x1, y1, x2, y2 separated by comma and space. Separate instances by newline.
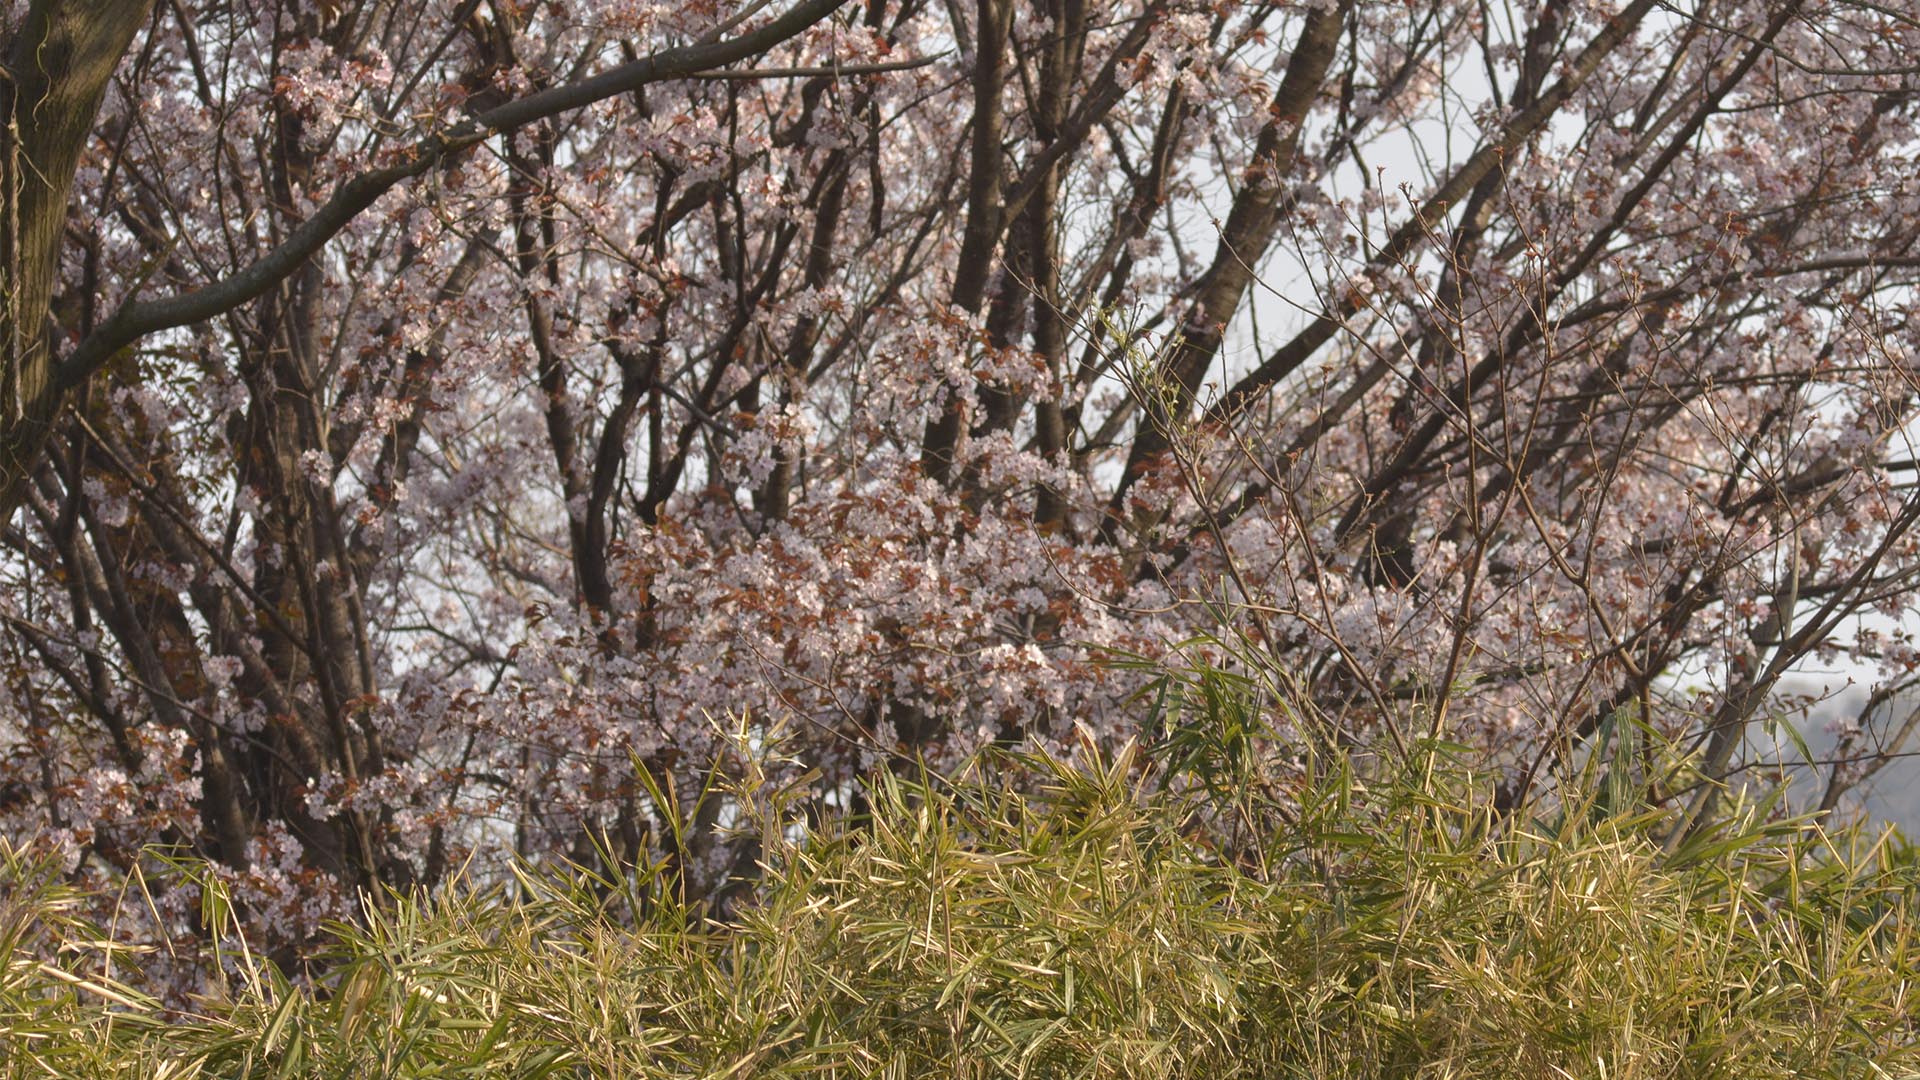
1, 0, 154, 520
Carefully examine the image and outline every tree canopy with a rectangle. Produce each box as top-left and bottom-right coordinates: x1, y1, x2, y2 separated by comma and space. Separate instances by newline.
3, 0, 1919, 969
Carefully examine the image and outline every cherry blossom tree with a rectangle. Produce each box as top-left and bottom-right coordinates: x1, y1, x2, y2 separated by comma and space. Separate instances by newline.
3, 0, 1920, 963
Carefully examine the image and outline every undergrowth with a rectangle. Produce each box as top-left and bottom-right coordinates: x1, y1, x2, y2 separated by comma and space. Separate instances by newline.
3, 667, 1917, 1077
